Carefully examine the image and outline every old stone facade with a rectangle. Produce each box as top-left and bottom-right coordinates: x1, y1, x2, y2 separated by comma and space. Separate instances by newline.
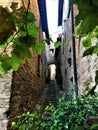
59, 1, 75, 98
0, 0, 45, 130
75, 38, 98, 94
61, 4, 98, 97
0, 71, 13, 130
74, 5, 98, 94
61, 7, 76, 98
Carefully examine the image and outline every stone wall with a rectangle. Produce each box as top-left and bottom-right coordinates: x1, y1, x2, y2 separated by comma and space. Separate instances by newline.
61, 5, 98, 97
8, 53, 45, 129
8, 0, 45, 129
0, 1, 22, 129
74, 5, 98, 94
75, 36, 98, 94
0, 71, 13, 130
61, 10, 75, 98
0, 0, 45, 130
0, 0, 22, 7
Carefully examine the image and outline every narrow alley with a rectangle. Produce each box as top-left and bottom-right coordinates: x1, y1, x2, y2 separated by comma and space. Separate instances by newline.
0, 0, 98, 130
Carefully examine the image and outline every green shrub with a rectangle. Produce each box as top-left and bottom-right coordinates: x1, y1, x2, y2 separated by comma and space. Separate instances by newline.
11, 112, 42, 130
11, 93, 98, 130
47, 93, 98, 130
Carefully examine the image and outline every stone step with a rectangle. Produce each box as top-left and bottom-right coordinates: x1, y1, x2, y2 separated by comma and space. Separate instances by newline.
34, 81, 60, 116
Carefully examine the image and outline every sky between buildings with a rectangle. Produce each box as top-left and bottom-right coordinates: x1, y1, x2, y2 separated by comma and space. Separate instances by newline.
46, 0, 69, 37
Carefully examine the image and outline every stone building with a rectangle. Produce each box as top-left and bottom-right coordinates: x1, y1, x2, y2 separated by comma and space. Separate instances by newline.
0, 0, 45, 129
61, 4, 77, 98
61, 3, 98, 98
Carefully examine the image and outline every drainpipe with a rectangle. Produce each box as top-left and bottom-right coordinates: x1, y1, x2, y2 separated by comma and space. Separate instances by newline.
71, 5, 78, 96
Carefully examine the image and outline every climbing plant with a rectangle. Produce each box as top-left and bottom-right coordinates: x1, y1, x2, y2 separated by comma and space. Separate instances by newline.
0, 1, 45, 75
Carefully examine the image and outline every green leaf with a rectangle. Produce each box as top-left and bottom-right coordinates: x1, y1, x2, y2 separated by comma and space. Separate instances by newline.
0, 64, 6, 72
0, 5, 42, 73
21, 44, 32, 58
83, 40, 98, 56
27, 23, 39, 36
73, 0, 98, 35
0, 54, 11, 72
9, 55, 23, 71
13, 44, 32, 59
13, 37, 32, 59
19, 35, 36, 47
93, 47, 98, 53
0, 44, 6, 50
19, 26, 27, 37
0, 53, 25, 72
82, 36, 92, 48
90, 124, 98, 130
6, 35, 14, 43
64, 123, 68, 129
54, 42, 61, 48
27, 12, 36, 23
44, 38, 53, 45
32, 42, 45, 55
11, 122, 16, 127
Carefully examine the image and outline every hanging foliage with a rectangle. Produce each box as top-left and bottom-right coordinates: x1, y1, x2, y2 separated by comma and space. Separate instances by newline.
70, 0, 98, 92
0, 2, 45, 74
70, 0, 98, 35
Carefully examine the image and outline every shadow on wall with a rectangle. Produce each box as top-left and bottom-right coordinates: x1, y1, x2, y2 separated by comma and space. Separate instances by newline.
54, 35, 63, 90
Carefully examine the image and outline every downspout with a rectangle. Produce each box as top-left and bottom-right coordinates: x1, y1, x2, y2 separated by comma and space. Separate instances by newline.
71, 5, 78, 96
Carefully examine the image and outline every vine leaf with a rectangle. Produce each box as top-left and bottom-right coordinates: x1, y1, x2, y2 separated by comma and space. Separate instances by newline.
10, 54, 25, 71
27, 23, 39, 36
0, 3, 45, 73
83, 43, 98, 57
82, 34, 92, 48
32, 42, 45, 55
26, 12, 36, 23
54, 42, 61, 48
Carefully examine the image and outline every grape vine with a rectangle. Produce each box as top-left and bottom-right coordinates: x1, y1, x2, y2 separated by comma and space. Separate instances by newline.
0, 2, 45, 74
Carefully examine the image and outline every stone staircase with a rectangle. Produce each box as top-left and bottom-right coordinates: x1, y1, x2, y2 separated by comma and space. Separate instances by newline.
34, 80, 60, 115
